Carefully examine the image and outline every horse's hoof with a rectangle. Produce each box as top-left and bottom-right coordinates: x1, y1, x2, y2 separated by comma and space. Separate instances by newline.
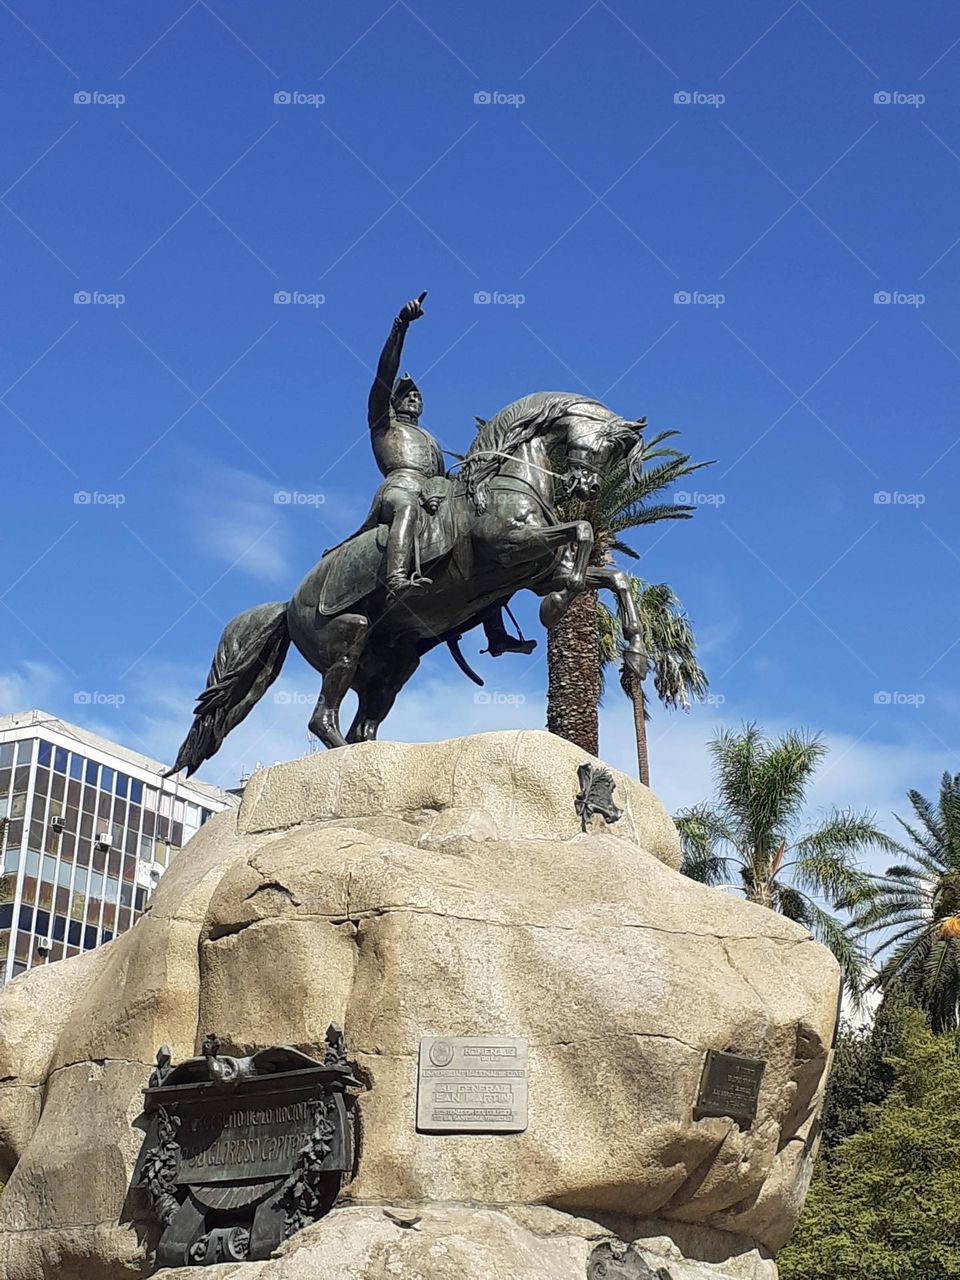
309, 715, 347, 749
539, 591, 567, 629
623, 642, 646, 677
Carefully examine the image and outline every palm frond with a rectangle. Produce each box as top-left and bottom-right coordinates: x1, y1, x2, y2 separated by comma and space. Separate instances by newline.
922, 935, 960, 1032
596, 600, 618, 702
608, 538, 640, 560
790, 809, 899, 906
675, 802, 736, 886
905, 785, 947, 850
782, 887, 869, 997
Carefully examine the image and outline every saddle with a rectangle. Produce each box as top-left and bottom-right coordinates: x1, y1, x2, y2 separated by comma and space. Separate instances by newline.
317, 477, 464, 616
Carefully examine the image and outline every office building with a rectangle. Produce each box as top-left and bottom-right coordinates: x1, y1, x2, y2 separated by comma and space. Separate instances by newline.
0, 709, 236, 984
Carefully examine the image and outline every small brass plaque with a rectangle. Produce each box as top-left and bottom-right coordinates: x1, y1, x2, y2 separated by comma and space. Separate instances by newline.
695, 1049, 765, 1122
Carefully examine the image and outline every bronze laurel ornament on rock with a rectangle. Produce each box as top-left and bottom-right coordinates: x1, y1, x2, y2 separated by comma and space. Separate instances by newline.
167, 294, 650, 771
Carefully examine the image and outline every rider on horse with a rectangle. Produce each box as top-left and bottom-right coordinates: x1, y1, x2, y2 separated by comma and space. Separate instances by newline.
368, 293, 534, 655
367, 292, 444, 597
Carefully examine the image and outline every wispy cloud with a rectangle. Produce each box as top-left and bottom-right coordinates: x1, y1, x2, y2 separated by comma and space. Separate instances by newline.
190, 465, 291, 584
0, 661, 62, 712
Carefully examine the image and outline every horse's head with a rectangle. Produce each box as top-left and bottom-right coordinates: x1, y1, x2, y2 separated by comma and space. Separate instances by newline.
559, 401, 646, 500
463, 392, 646, 509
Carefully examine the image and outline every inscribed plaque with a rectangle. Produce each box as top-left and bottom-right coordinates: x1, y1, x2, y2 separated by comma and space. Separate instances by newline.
416, 1035, 529, 1132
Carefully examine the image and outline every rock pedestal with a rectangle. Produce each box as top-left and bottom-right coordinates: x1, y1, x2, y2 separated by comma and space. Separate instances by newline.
0, 730, 839, 1280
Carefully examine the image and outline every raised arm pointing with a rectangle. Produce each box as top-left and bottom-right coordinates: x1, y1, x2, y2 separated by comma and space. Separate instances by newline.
368, 292, 427, 430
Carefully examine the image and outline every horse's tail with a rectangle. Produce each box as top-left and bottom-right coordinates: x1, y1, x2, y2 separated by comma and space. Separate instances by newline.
165, 602, 291, 778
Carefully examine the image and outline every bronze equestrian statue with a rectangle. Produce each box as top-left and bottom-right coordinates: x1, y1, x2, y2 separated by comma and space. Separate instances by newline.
346, 293, 534, 657
167, 295, 649, 771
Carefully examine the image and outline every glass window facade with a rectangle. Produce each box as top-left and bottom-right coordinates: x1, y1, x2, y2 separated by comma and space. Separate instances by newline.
0, 725, 231, 984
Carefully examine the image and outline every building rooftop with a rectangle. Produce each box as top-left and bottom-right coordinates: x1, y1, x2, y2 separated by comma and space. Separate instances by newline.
0, 709, 237, 809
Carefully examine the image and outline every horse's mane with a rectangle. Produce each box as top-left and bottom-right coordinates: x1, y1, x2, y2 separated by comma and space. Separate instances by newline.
460, 392, 643, 503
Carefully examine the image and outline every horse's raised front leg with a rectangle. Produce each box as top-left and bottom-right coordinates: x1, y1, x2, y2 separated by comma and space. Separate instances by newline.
584, 564, 646, 675
536, 560, 646, 655
527, 521, 594, 629
483, 517, 595, 629
491, 517, 593, 575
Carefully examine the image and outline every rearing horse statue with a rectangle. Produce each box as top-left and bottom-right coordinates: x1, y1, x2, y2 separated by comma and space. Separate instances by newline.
167, 391, 648, 773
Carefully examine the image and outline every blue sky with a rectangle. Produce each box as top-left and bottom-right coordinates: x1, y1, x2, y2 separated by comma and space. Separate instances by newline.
1, 0, 958, 842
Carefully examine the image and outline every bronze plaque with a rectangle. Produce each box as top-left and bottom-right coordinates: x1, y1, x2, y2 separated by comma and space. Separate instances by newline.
133, 1029, 361, 1267
176, 1087, 319, 1184
695, 1050, 765, 1122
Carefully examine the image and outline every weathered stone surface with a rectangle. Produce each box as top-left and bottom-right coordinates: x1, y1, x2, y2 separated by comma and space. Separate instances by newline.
0, 731, 836, 1280
0, 1060, 149, 1232
149, 1205, 777, 1280
0, 942, 111, 1180
236, 729, 682, 870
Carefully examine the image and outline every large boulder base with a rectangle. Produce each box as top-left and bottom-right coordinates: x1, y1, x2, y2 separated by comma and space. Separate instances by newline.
152, 1205, 777, 1280
0, 730, 839, 1280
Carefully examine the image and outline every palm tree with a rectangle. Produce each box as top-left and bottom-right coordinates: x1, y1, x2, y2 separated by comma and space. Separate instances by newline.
598, 578, 708, 786
849, 772, 960, 1032
546, 430, 710, 756
675, 724, 898, 990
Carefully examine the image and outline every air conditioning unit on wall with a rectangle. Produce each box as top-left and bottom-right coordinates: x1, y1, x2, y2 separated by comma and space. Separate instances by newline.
136, 860, 165, 890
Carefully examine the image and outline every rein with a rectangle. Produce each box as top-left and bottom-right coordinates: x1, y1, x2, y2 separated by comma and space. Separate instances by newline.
452, 448, 567, 484
479, 472, 560, 525
450, 446, 564, 522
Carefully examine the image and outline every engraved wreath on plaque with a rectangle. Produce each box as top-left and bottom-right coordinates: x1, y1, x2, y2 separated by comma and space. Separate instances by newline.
132, 1026, 361, 1267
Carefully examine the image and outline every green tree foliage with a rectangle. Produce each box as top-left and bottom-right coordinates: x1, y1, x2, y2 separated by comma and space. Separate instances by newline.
546, 430, 710, 756
780, 1009, 960, 1280
850, 771, 960, 1032
675, 725, 898, 991
597, 577, 708, 786
818, 987, 913, 1159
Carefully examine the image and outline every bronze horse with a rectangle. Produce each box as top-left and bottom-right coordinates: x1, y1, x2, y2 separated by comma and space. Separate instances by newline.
167, 392, 647, 773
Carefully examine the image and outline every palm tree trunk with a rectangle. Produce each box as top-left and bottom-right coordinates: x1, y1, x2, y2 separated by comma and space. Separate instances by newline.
627, 674, 650, 786
546, 589, 599, 755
